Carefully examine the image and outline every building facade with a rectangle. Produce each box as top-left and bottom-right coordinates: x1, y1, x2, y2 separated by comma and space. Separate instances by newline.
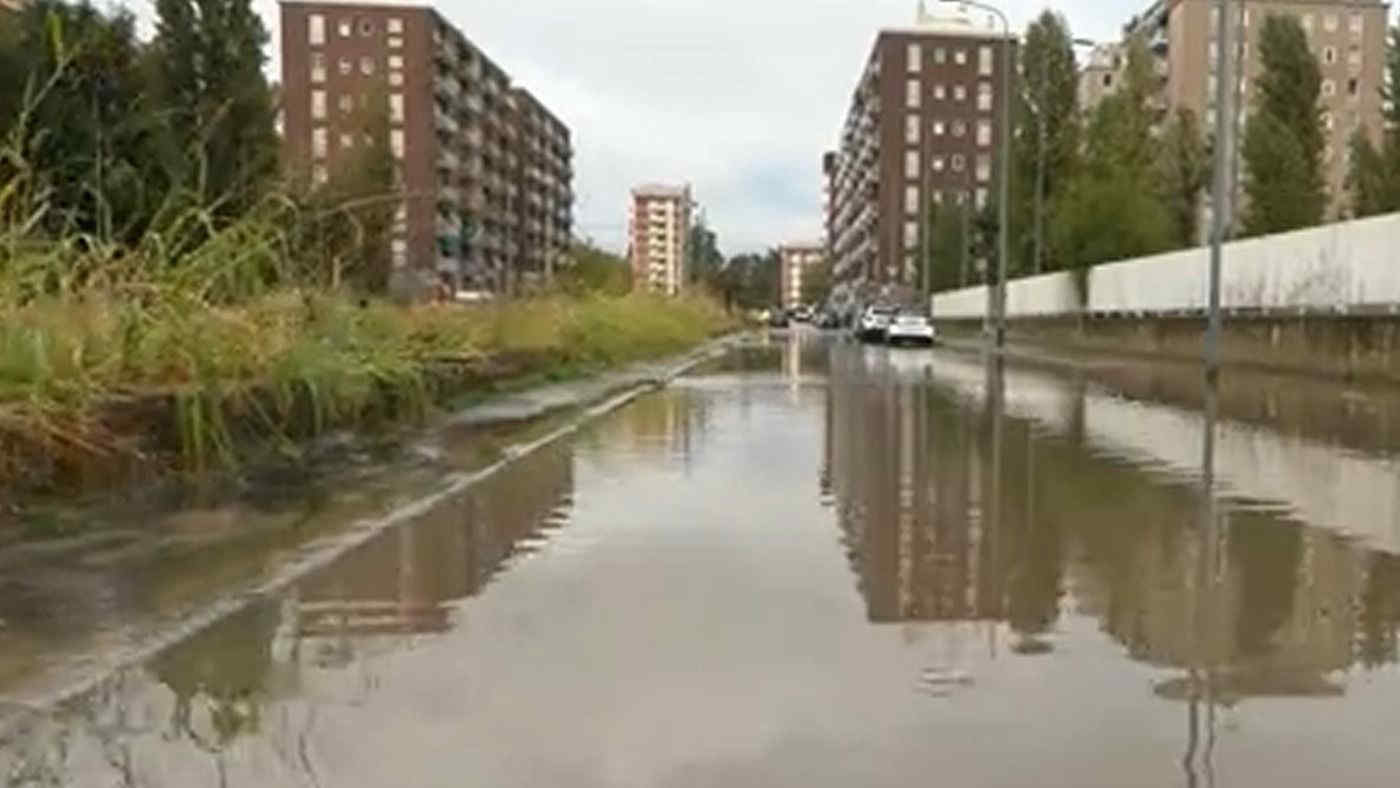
1077, 42, 1124, 112
628, 184, 692, 296
1122, 0, 1387, 218
778, 242, 826, 309
825, 5, 1016, 308
280, 2, 573, 295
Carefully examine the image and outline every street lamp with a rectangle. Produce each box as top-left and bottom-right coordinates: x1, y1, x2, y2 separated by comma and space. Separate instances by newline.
942, 0, 1011, 349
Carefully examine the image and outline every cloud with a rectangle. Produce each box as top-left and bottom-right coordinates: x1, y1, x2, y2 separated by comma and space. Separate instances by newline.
142, 0, 1144, 255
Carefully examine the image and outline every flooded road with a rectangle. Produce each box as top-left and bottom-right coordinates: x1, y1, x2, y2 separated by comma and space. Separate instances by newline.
5, 329, 1400, 786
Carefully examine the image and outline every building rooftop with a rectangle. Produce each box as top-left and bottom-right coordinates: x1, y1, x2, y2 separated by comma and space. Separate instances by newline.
633, 184, 690, 199
879, 1, 1015, 40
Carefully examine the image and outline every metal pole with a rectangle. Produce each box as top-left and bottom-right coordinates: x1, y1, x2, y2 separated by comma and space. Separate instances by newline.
1205, 0, 1235, 378
996, 8, 1011, 349
921, 107, 933, 308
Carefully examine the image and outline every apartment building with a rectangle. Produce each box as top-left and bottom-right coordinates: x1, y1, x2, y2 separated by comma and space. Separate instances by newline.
1078, 42, 1124, 112
280, 2, 573, 295
778, 242, 826, 309
0, 0, 23, 12
1122, 0, 1387, 217
628, 184, 693, 296
825, 5, 1016, 305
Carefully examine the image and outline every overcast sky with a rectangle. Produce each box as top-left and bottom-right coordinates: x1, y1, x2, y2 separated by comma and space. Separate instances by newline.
135, 0, 1142, 255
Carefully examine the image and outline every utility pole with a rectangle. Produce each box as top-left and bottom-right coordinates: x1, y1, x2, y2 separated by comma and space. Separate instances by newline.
1205, 0, 1237, 378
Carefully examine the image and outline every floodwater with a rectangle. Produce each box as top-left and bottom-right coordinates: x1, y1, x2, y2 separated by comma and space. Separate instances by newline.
4, 329, 1400, 786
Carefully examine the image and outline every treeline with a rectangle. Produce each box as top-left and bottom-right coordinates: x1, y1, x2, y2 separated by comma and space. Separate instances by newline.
928, 11, 1398, 291
1, 0, 397, 291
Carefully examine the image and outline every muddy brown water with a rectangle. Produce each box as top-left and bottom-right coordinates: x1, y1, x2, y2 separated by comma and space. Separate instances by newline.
3, 329, 1400, 786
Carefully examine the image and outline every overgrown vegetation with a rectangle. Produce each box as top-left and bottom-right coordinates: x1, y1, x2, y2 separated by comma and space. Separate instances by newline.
0, 4, 734, 496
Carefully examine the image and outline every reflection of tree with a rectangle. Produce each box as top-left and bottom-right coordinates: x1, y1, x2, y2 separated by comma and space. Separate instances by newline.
1227, 515, 1303, 659
1358, 554, 1400, 668
148, 603, 281, 751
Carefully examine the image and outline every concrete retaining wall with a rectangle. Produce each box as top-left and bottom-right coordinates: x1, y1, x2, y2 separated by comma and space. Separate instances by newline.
932, 211, 1400, 319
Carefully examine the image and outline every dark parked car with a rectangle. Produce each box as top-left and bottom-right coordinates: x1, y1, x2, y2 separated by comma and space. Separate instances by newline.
767, 309, 790, 328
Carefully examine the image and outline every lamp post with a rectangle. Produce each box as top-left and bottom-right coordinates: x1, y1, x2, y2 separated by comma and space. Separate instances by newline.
942, 0, 1011, 349
1205, 0, 1237, 378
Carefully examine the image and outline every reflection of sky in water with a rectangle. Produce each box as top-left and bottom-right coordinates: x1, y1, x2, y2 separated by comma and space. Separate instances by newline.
5, 340, 1400, 787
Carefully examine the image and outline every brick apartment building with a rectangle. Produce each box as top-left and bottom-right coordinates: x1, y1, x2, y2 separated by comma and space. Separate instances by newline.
280, 2, 573, 295
778, 242, 826, 309
628, 184, 693, 296
824, 5, 1016, 306
1120, 0, 1387, 219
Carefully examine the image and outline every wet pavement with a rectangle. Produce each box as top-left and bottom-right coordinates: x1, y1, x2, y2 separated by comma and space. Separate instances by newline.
4, 328, 1400, 786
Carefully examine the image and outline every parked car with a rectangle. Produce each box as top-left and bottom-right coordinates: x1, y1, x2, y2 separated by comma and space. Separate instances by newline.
884, 310, 937, 346
768, 308, 791, 328
817, 311, 842, 329
856, 305, 896, 342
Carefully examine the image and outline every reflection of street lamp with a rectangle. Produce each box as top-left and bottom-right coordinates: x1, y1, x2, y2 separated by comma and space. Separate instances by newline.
941, 0, 1011, 349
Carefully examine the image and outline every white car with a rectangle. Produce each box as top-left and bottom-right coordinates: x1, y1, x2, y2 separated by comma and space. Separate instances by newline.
884, 312, 937, 346
856, 306, 896, 342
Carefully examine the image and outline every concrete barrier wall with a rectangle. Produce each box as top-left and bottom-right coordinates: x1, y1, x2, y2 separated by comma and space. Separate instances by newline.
931, 211, 1400, 319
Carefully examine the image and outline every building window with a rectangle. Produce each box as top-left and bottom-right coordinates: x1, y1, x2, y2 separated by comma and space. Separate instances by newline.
390, 129, 405, 158
358, 17, 374, 36
388, 17, 403, 34
976, 119, 992, 146
389, 72, 404, 87
1242, 8, 1250, 27
908, 43, 922, 72
1348, 77, 1360, 97
338, 93, 352, 114
932, 119, 945, 135
1349, 46, 1362, 68
905, 150, 920, 178
904, 221, 917, 249
310, 53, 326, 83
338, 18, 352, 37
1323, 112, 1334, 131
976, 153, 991, 182
934, 83, 946, 100
932, 189, 943, 204
1322, 79, 1335, 96
338, 57, 352, 76
953, 84, 966, 101
308, 14, 326, 46
978, 45, 993, 76
952, 153, 966, 172
389, 93, 404, 123
1103, 73, 1113, 88
388, 36, 403, 49
906, 79, 921, 108
389, 55, 404, 70
954, 49, 967, 65
1323, 47, 1336, 65
934, 47, 946, 64
1350, 13, 1363, 35
1302, 14, 1314, 32
932, 155, 945, 172
310, 90, 326, 120
361, 56, 375, 75
977, 82, 992, 111
952, 119, 966, 137
1208, 41, 1217, 65
312, 164, 328, 186
905, 185, 920, 215
905, 114, 921, 144
312, 127, 328, 159
1324, 14, 1338, 33
976, 187, 989, 209
340, 132, 354, 149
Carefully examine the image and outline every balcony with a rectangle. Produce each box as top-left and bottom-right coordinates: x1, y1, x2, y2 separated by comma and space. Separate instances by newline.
438, 150, 459, 171
434, 109, 458, 135
435, 78, 460, 101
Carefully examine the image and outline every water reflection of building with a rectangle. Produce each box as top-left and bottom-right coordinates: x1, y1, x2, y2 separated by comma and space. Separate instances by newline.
283, 443, 575, 652
826, 349, 1027, 625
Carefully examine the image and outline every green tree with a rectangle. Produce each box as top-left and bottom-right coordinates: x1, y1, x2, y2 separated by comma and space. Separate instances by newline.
927, 199, 970, 291
1241, 14, 1325, 235
1157, 108, 1210, 247
686, 215, 724, 288
1050, 37, 1171, 270
560, 241, 630, 296
1012, 10, 1081, 275
1347, 26, 1400, 217
0, 1, 170, 240
152, 0, 278, 218
800, 254, 833, 306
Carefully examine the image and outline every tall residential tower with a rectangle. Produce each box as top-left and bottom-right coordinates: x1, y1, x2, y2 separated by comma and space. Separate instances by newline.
628, 184, 693, 296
